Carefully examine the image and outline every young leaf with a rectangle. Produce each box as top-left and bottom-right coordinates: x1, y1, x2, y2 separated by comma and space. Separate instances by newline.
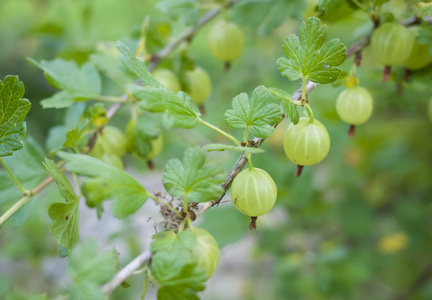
44, 158, 80, 251
27, 58, 101, 109
156, 0, 199, 26
224, 85, 281, 138
0, 76, 31, 156
58, 152, 148, 218
203, 143, 265, 154
68, 239, 117, 284
116, 41, 162, 88
277, 17, 346, 84
162, 147, 225, 202
131, 85, 200, 129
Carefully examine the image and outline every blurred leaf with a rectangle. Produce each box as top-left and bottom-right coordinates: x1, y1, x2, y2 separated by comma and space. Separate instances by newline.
116, 41, 162, 88
68, 239, 117, 284
156, 0, 198, 26
126, 116, 161, 158
224, 85, 281, 138
5, 291, 50, 300
0, 76, 31, 157
203, 143, 265, 153
58, 152, 148, 218
44, 159, 80, 251
318, 0, 345, 12
68, 282, 106, 300
277, 17, 346, 84
162, 147, 225, 202
0, 138, 46, 205
417, 3, 432, 16
230, 0, 306, 35
27, 58, 101, 108
131, 85, 200, 129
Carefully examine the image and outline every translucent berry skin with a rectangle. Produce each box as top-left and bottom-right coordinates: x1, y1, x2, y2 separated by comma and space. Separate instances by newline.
90, 126, 127, 159
185, 67, 212, 105
152, 68, 181, 93
192, 227, 220, 280
209, 20, 245, 63
231, 168, 277, 217
404, 41, 432, 70
283, 118, 330, 166
371, 23, 414, 66
336, 86, 373, 125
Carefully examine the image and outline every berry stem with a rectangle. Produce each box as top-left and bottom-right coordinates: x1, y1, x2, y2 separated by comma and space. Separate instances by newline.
0, 157, 28, 195
198, 118, 241, 146
382, 66, 391, 82
348, 124, 356, 138
304, 103, 314, 124
296, 165, 304, 177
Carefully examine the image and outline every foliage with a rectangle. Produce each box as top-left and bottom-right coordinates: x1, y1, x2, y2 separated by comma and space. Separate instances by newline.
1, 0, 432, 299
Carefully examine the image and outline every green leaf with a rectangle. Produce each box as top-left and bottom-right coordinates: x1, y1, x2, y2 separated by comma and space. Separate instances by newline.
203, 143, 265, 154
418, 3, 432, 16
68, 282, 106, 300
0, 76, 31, 156
44, 158, 80, 251
156, 0, 199, 26
28, 58, 101, 108
265, 87, 300, 125
230, 0, 306, 35
131, 86, 200, 129
68, 239, 117, 284
58, 152, 148, 218
162, 147, 225, 202
116, 41, 162, 88
277, 17, 346, 84
150, 231, 206, 299
224, 86, 281, 138
126, 116, 161, 158
318, 0, 345, 12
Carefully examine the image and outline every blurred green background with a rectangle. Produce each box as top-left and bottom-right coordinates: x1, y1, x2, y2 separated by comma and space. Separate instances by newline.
1, 0, 431, 299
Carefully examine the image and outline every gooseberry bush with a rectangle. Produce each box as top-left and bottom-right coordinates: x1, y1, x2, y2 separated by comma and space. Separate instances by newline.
1, 0, 432, 299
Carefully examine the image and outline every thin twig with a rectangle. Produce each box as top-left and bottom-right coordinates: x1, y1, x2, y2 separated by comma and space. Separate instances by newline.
102, 249, 152, 294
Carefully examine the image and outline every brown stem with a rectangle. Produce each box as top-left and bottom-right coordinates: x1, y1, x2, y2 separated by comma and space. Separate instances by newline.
249, 217, 257, 231
348, 124, 355, 138
224, 61, 231, 72
382, 66, 391, 83
296, 165, 304, 177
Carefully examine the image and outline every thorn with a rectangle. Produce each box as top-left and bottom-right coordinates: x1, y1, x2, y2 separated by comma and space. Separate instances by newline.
296, 165, 304, 177
382, 66, 391, 83
249, 217, 257, 231
348, 124, 355, 138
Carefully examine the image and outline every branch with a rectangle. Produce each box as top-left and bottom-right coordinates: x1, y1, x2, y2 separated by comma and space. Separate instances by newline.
148, 0, 239, 72
102, 249, 152, 294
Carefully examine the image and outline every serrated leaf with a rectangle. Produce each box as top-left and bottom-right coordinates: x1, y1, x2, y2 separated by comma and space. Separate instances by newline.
116, 41, 162, 88
44, 158, 80, 251
418, 3, 432, 16
162, 147, 224, 202
230, 0, 306, 35
0, 76, 31, 156
224, 86, 281, 138
156, 0, 199, 26
68, 239, 117, 284
150, 231, 206, 299
277, 17, 346, 84
131, 85, 200, 129
58, 152, 148, 218
28, 58, 101, 108
203, 144, 265, 154
281, 100, 300, 125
